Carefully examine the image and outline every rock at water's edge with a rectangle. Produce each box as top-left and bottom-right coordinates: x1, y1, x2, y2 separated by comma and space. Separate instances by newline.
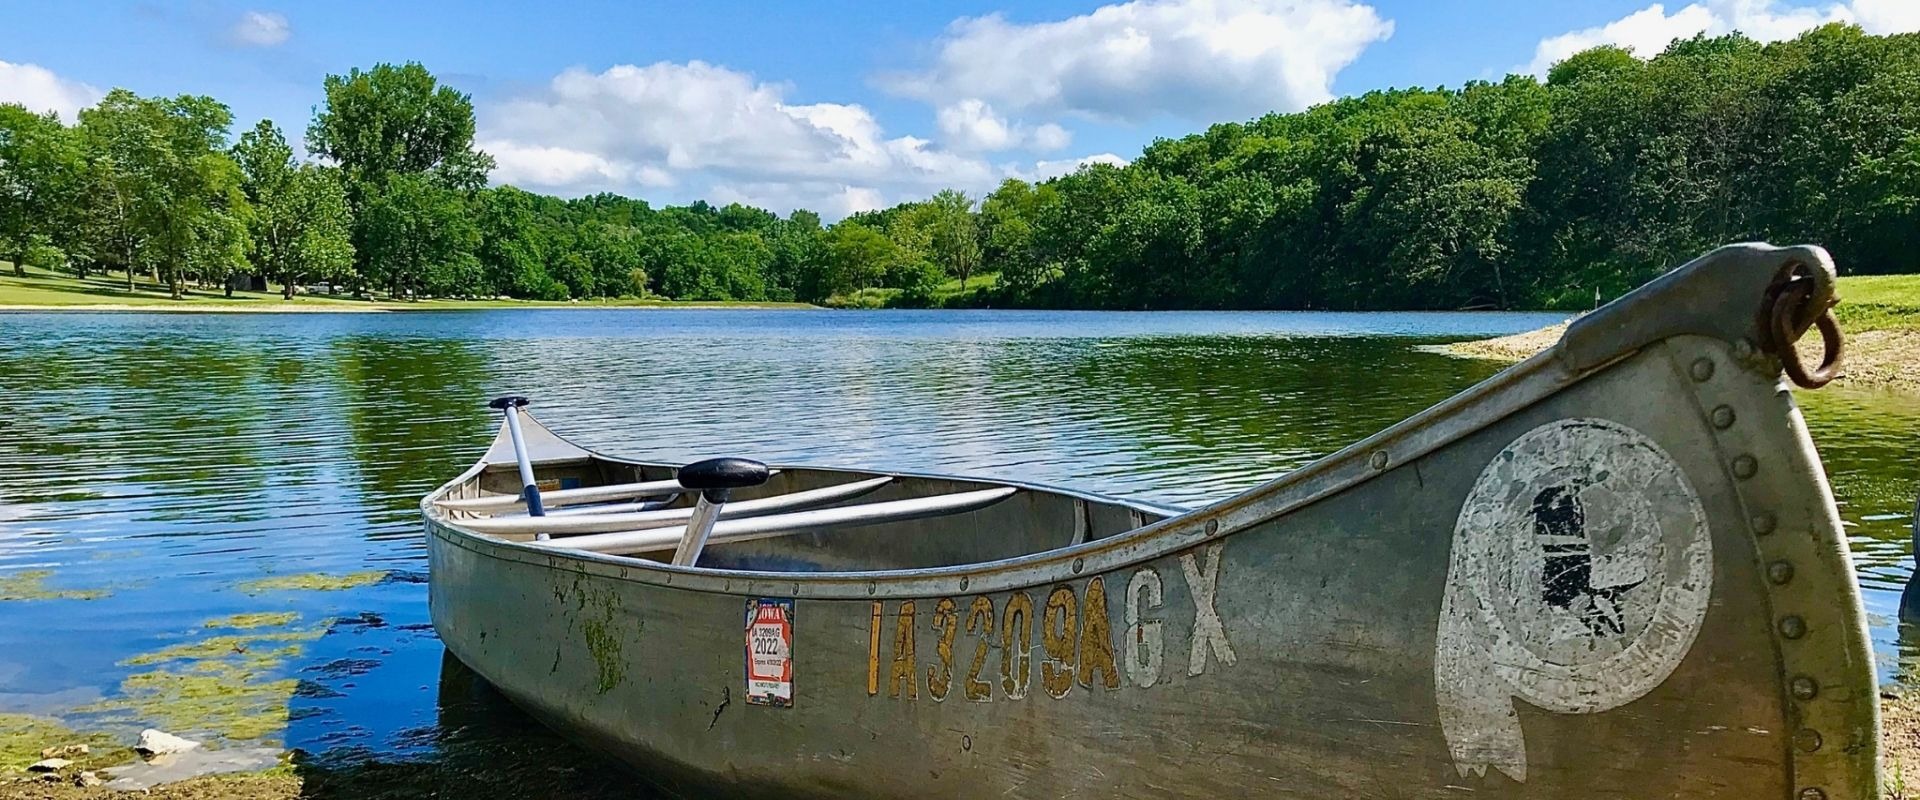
135, 728, 201, 757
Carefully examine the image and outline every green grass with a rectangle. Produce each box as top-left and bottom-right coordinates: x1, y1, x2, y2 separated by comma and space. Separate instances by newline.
1835, 274, 1920, 331
0, 263, 815, 311
826, 271, 1002, 309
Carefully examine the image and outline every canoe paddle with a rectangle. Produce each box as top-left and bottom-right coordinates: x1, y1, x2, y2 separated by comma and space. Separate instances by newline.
488, 396, 546, 521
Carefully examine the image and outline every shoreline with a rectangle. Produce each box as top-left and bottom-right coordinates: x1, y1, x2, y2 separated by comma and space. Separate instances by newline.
9, 689, 1920, 797
1439, 319, 1920, 394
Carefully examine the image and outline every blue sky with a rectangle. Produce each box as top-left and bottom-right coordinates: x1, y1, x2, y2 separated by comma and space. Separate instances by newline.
2, 1, 1916, 217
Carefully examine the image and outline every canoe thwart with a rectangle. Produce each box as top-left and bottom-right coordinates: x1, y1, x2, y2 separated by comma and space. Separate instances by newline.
435, 470, 783, 513
463, 476, 894, 535
535, 486, 1020, 556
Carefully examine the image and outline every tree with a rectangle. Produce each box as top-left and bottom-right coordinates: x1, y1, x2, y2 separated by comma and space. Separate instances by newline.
0, 104, 83, 275
928, 189, 981, 288
77, 90, 250, 299
360, 173, 478, 299
234, 120, 356, 298
825, 223, 893, 295
308, 62, 494, 290
307, 62, 493, 192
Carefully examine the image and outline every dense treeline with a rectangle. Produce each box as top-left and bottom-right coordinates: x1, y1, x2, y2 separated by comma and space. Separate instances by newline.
0, 25, 1915, 309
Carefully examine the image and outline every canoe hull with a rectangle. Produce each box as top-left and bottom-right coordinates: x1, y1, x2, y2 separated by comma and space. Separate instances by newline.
428, 322, 1875, 797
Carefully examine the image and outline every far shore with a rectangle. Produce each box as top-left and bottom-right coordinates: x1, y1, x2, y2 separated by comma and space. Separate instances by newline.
0, 265, 816, 313
0, 301, 817, 314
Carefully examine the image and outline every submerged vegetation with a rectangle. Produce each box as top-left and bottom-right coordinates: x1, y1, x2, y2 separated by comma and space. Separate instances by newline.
0, 714, 128, 775
0, 571, 107, 602
236, 571, 386, 594
203, 612, 301, 630
80, 620, 326, 743
2, 26, 1917, 312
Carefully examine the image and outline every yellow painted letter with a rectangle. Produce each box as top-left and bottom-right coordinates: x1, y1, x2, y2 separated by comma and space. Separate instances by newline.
1078, 576, 1120, 690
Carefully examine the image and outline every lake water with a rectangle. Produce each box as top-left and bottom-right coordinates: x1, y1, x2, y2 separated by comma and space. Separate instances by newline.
1, 308, 1915, 794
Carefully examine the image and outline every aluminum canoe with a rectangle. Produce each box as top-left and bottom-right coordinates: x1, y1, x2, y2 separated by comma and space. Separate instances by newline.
423, 242, 1876, 799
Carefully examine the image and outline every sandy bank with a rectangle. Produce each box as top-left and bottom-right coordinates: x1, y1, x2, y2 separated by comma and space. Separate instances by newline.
1440, 320, 1919, 393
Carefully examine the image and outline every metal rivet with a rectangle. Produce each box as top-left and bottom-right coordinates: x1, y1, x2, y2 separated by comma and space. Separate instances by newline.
1732, 338, 1756, 360
1768, 561, 1795, 585
1710, 405, 1736, 429
1799, 788, 1826, 800
1368, 451, 1389, 470
1732, 455, 1758, 479
1779, 615, 1807, 639
1793, 728, 1823, 753
1690, 358, 1715, 382
1752, 513, 1777, 535
1790, 676, 1819, 701
1072, 557, 1085, 574
1205, 519, 1219, 536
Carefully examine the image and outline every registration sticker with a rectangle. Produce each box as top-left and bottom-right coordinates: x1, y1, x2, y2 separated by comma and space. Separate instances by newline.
745, 598, 794, 707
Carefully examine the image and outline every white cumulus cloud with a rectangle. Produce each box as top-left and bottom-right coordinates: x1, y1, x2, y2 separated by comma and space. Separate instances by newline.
880, 0, 1393, 123
1019, 152, 1132, 182
1525, 0, 1920, 76
229, 11, 291, 47
477, 60, 1105, 217
0, 59, 102, 121
935, 99, 1073, 152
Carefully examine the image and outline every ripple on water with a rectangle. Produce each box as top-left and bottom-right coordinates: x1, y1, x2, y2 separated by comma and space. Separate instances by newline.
0, 307, 1914, 791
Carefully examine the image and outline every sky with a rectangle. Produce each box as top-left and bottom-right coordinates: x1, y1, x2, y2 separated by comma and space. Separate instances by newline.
2, 0, 1918, 219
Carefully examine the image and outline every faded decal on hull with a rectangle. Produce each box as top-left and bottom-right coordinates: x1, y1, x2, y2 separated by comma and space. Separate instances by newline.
1436, 418, 1711, 782
867, 543, 1231, 700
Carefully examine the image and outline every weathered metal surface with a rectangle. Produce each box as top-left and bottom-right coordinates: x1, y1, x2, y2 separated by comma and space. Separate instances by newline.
424, 242, 1878, 798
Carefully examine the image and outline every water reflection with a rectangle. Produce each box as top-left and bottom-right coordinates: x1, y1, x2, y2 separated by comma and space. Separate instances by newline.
0, 308, 1915, 792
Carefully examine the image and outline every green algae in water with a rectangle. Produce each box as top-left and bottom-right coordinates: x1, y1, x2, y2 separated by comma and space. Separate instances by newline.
84, 623, 330, 743
205, 611, 300, 630
0, 713, 132, 774
237, 570, 387, 594
0, 569, 108, 601
122, 630, 323, 668
85, 663, 302, 741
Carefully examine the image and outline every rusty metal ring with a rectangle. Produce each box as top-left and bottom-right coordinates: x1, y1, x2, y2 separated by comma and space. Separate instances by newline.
1768, 278, 1843, 389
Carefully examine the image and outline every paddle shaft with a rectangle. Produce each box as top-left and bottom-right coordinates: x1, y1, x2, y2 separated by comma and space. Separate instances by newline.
670, 490, 727, 566
500, 403, 546, 518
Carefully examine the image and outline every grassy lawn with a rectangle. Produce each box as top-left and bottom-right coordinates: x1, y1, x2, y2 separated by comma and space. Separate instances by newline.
0, 264, 815, 311
827, 271, 1002, 309
1835, 273, 1920, 331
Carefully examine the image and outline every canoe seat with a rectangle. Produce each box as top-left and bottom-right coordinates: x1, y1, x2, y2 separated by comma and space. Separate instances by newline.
532, 486, 1020, 557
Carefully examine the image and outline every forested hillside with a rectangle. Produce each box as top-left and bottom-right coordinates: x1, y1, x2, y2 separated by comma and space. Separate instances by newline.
0, 24, 1914, 309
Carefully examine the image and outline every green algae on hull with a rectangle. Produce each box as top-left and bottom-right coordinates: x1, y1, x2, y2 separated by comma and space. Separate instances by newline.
0, 570, 108, 601
236, 571, 386, 594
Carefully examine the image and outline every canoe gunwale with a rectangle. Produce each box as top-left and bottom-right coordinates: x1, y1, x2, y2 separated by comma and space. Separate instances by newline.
423, 338, 1581, 602
421, 241, 1880, 799
422, 244, 1841, 602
